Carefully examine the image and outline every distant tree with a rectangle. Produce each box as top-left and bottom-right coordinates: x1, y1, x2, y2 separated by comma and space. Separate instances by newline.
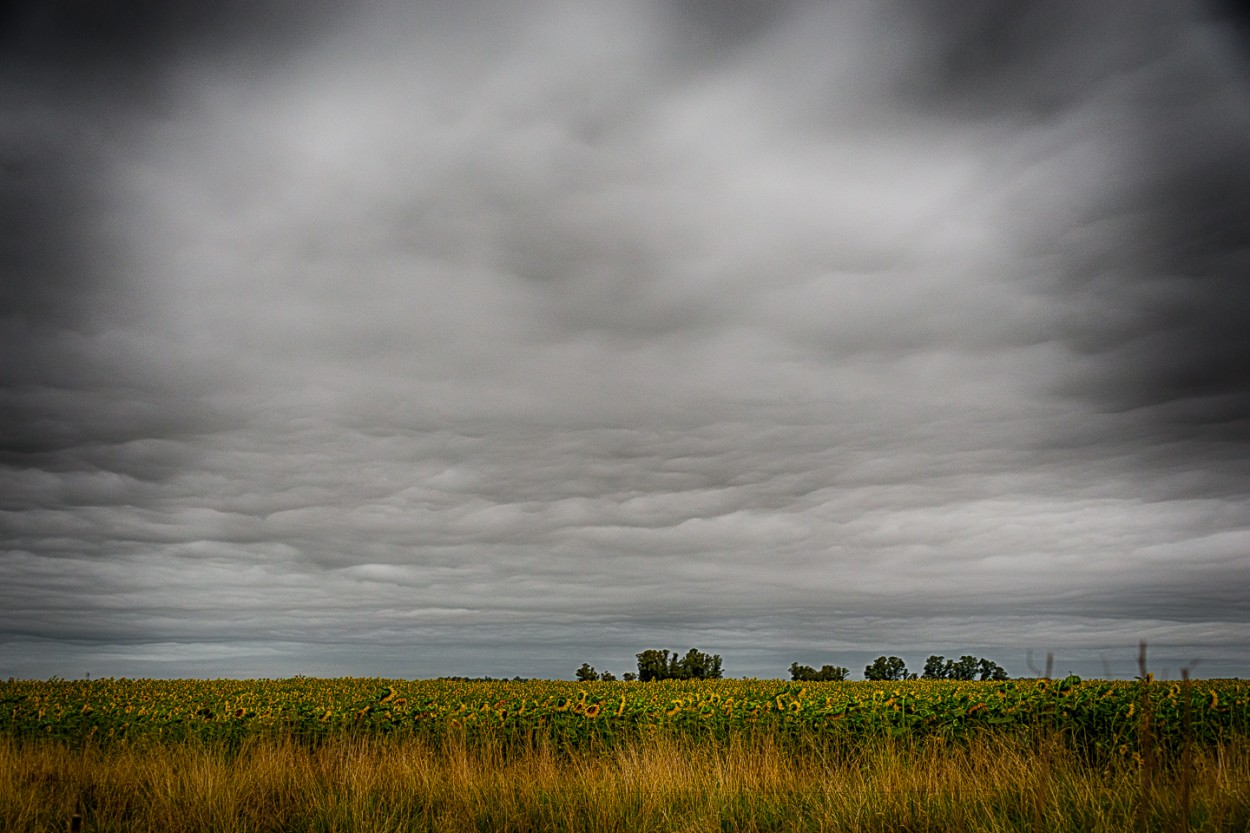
977, 658, 1008, 681
636, 648, 723, 681
921, 654, 1009, 681
922, 655, 948, 679
575, 662, 600, 682
790, 662, 849, 682
600, 670, 617, 682
864, 656, 909, 681
622, 672, 637, 682
790, 662, 816, 681
677, 648, 723, 680
636, 649, 676, 682
947, 655, 981, 681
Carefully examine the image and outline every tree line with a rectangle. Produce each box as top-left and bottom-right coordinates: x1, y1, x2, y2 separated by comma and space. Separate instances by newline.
577, 648, 724, 682
576, 650, 1008, 682
861, 654, 1007, 681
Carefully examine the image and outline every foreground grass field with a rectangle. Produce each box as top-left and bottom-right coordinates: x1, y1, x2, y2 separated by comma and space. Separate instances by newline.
2, 677, 1247, 831
5, 732, 1250, 833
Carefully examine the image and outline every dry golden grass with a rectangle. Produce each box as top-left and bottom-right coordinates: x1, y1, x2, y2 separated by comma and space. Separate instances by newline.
2, 732, 1247, 832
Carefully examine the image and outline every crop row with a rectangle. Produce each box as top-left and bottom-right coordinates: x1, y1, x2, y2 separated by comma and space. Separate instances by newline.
3, 677, 1246, 759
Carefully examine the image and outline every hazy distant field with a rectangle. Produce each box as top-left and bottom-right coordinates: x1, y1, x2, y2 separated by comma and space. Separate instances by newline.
3, 677, 1248, 831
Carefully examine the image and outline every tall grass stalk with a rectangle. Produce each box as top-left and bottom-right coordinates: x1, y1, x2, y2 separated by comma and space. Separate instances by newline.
2, 732, 1247, 833
1138, 641, 1157, 833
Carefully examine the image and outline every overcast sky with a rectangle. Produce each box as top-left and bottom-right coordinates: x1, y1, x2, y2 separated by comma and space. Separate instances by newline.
3, 1, 1249, 681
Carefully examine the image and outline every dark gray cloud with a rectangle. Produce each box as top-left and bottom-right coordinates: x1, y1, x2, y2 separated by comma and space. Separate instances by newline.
2, 1, 1248, 681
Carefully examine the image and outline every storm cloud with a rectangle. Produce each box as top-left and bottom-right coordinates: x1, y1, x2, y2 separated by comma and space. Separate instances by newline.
2, 0, 1249, 680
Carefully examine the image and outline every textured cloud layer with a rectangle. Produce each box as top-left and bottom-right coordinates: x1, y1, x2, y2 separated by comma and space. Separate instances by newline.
2, 1, 1248, 679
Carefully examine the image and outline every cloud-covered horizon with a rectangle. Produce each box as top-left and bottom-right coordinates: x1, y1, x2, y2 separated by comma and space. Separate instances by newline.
3, 1, 1249, 680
